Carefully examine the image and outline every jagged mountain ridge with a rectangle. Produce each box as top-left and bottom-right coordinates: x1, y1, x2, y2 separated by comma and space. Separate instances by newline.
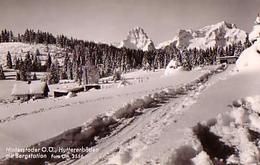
157, 21, 247, 50
116, 27, 155, 51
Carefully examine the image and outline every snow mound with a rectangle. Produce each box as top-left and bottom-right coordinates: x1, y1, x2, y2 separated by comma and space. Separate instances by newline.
236, 39, 260, 72
164, 60, 181, 76
117, 79, 132, 88
168, 95, 260, 164
65, 92, 77, 99
191, 151, 213, 165
246, 95, 260, 113
201, 97, 260, 164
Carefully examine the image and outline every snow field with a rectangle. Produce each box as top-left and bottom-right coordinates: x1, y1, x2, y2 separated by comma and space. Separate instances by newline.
75, 65, 227, 165
1, 64, 227, 164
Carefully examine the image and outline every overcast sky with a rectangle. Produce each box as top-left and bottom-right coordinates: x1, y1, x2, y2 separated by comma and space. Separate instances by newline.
0, 0, 259, 45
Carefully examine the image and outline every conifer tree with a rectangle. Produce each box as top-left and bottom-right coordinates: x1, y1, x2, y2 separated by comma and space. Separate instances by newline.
18, 61, 28, 81
32, 55, 41, 71
244, 35, 252, 48
63, 52, 70, 72
16, 71, 21, 80
48, 60, 60, 84
32, 73, 37, 80
6, 51, 12, 69
234, 41, 244, 57
24, 52, 32, 72
46, 53, 52, 70
15, 58, 20, 70
181, 48, 192, 71
0, 65, 5, 80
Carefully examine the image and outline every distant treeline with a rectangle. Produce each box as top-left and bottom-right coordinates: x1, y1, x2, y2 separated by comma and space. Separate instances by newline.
0, 29, 252, 84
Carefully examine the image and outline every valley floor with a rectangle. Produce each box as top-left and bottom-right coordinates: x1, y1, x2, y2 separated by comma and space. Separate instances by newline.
0, 67, 210, 158
1, 64, 260, 165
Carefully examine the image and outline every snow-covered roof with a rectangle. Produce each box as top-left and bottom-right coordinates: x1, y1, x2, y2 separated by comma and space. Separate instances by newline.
11, 83, 30, 96
54, 86, 84, 93
11, 82, 48, 96
216, 56, 238, 59
30, 82, 49, 95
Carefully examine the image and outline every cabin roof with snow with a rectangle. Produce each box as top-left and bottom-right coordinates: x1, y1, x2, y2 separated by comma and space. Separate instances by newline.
216, 56, 238, 59
216, 56, 238, 64
11, 82, 49, 96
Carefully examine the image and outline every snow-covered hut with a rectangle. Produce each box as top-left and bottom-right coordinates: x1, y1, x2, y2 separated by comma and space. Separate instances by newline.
11, 82, 49, 100
54, 86, 84, 98
216, 56, 238, 64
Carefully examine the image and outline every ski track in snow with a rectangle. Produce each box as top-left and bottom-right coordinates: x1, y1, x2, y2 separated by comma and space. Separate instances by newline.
71, 65, 230, 165
0, 96, 113, 124
0, 88, 164, 124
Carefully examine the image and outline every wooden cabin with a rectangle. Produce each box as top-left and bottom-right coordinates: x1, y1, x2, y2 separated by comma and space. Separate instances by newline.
11, 82, 49, 100
54, 86, 84, 98
216, 56, 238, 64
53, 85, 101, 98
85, 84, 101, 91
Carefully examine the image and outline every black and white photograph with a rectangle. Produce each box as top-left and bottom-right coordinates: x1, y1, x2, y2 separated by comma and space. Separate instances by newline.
0, 0, 260, 164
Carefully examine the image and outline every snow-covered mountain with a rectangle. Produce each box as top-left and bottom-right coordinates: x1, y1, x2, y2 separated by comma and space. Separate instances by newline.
116, 27, 155, 51
158, 21, 247, 50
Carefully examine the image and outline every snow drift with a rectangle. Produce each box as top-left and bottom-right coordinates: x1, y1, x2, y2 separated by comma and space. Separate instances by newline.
164, 60, 181, 76
171, 96, 260, 164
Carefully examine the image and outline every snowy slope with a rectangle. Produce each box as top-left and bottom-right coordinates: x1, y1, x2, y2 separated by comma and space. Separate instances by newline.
0, 42, 65, 67
158, 21, 247, 50
73, 64, 260, 165
117, 27, 155, 51
2, 60, 260, 164
0, 68, 214, 160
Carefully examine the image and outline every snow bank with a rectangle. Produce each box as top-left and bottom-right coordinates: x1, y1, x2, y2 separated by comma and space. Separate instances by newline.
164, 145, 198, 165
236, 39, 260, 72
191, 151, 213, 165
167, 95, 260, 164
1, 115, 117, 164
117, 79, 132, 88
65, 92, 77, 99
246, 95, 260, 113
196, 96, 260, 164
